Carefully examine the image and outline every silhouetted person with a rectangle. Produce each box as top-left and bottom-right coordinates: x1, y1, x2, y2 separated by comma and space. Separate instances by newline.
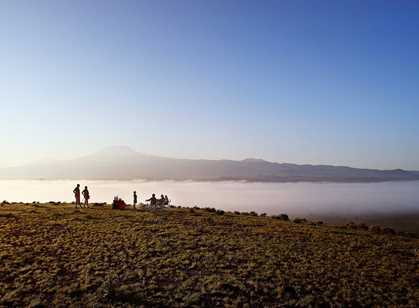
133, 191, 138, 209
164, 195, 169, 205
159, 194, 165, 206
146, 194, 157, 207
113, 196, 127, 210
82, 186, 90, 208
73, 184, 81, 208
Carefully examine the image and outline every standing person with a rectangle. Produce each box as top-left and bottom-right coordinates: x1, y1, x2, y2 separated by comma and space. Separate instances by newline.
73, 184, 81, 209
133, 191, 138, 209
82, 186, 90, 208
146, 193, 157, 208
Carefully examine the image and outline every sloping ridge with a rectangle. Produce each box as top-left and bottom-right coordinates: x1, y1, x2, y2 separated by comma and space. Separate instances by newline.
1, 146, 418, 182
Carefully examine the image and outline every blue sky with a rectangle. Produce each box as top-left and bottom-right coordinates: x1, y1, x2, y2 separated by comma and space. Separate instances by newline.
1, 0, 419, 169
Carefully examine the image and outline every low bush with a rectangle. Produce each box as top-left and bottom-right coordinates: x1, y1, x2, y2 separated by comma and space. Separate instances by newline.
346, 222, 356, 228
358, 223, 369, 231
293, 218, 307, 224
370, 225, 382, 233
272, 214, 289, 221
383, 227, 396, 235
48, 201, 62, 206
92, 202, 106, 207
205, 208, 217, 213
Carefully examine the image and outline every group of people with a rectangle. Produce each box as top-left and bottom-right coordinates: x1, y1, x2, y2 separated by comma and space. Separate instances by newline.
144, 193, 170, 208
73, 184, 90, 208
73, 185, 170, 210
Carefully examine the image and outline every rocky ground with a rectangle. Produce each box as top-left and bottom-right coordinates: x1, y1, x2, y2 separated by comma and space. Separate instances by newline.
0, 203, 418, 307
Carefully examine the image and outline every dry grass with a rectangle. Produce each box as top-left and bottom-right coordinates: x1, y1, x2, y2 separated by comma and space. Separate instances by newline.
0, 203, 418, 307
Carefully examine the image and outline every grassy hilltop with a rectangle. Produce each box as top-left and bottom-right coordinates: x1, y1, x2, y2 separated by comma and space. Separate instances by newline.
0, 203, 418, 307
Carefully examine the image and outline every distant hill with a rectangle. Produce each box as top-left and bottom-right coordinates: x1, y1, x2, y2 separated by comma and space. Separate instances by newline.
1, 146, 419, 182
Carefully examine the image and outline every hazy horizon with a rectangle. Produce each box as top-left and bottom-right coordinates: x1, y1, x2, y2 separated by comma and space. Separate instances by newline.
2, 145, 419, 172
2, 179, 419, 213
1, 1, 419, 170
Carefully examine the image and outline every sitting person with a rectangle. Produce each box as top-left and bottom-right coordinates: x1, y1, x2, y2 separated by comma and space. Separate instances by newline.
158, 194, 165, 206
112, 196, 127, 210
164, 195, 170, 205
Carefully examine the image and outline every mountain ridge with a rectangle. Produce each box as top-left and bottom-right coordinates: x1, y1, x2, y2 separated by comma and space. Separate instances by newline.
1, 146, 418, 182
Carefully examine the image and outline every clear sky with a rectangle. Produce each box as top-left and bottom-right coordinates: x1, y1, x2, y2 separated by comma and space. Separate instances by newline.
1, 0, 419, 169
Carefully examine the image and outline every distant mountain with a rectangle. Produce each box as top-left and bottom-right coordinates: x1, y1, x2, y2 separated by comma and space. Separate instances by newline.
1, 146, 419, 183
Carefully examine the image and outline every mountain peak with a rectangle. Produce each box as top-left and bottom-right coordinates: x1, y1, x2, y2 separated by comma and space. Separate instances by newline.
96, 146, 137, 155
2, 148, 419, 182
100, 145, 135, 153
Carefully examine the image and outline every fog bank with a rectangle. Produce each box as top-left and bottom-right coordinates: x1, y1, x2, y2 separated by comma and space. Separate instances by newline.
1, 180, 418, 217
